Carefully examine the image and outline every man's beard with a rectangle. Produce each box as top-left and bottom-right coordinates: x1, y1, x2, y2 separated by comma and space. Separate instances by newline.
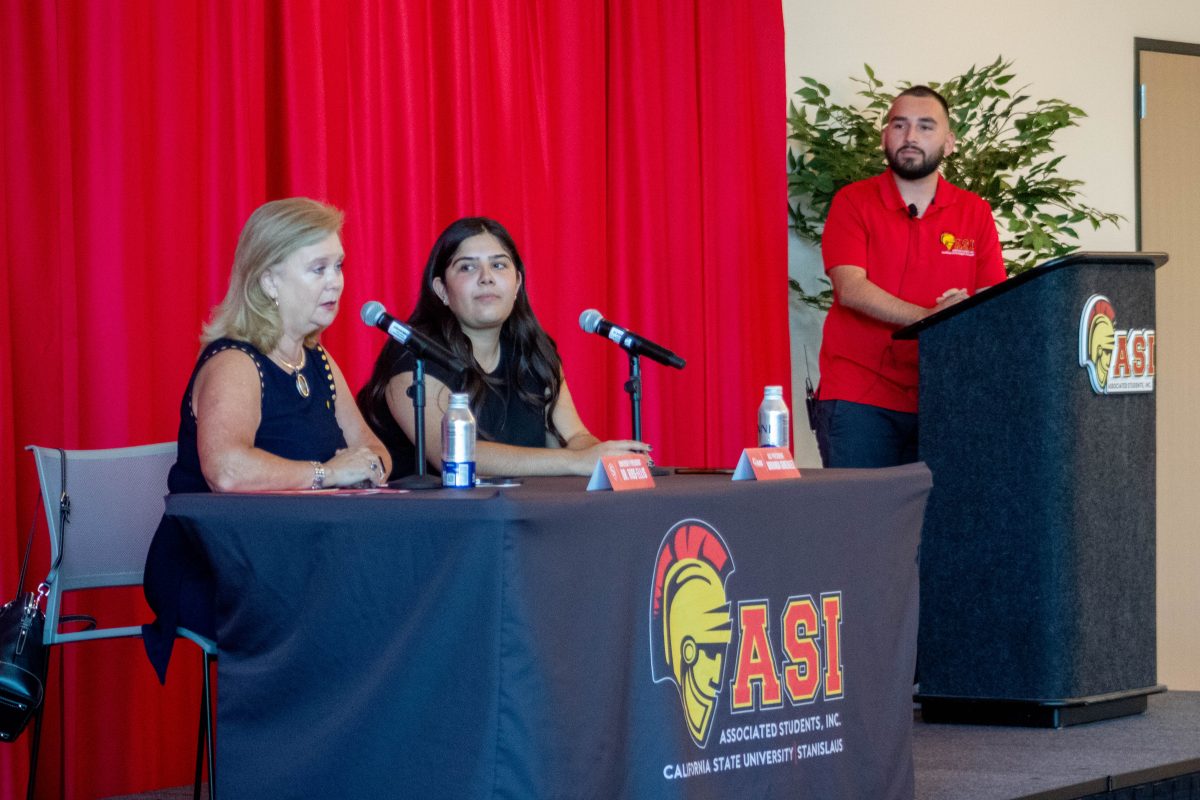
886, 145, 943, 180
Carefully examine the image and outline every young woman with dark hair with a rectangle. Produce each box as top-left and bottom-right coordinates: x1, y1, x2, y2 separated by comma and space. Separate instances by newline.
358, 217, 647, 478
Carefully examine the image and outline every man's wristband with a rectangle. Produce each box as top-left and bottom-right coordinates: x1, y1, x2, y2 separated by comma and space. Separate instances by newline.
311, 461, 326, 490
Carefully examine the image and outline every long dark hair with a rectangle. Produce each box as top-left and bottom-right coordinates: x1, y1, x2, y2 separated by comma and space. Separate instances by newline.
357, 217, 567, 445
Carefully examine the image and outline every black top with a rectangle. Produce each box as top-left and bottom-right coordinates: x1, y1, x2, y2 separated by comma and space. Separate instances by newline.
169, 338, 347, 492
143, 336, 347, 682
364, 342, 549, 479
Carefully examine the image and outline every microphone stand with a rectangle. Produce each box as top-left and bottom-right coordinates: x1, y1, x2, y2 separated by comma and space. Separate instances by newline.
624, 352, 669, 476
625, 353, 643, 443
392, 357, 442, 490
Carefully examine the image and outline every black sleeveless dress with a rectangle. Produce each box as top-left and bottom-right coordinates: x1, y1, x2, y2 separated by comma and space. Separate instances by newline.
142, 338, 346, 682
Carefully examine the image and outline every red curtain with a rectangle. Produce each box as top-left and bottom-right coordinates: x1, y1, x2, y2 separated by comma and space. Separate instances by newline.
0, 1, 786, 796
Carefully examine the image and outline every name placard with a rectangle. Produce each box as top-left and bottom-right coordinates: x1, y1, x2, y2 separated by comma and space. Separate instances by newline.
587, 454, 656, 492
732, 447, 800, 481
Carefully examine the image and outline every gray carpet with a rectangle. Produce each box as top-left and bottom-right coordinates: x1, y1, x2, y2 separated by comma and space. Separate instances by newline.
106, 692, 1200, 800
914, 690, 1200, 800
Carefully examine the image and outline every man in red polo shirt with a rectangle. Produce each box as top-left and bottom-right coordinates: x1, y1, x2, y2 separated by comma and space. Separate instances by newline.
815, 85, 1007, 467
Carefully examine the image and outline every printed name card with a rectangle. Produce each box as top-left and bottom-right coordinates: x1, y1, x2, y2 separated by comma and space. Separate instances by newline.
732, 447, 801, 481
587, 454, 657, 492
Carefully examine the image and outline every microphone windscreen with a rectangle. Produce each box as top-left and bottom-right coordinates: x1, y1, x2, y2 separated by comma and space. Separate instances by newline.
579, 308, 603, 334
361, 300, 385, 326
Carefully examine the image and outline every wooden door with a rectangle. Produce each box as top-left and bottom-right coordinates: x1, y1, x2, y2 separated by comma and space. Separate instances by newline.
1139, 45, 1200, 690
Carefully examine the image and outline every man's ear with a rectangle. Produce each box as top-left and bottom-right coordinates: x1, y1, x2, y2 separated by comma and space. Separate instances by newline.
943, 130, 957, 157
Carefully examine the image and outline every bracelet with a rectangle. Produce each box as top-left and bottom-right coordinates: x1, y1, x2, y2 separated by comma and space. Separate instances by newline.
311, 461, 326, 490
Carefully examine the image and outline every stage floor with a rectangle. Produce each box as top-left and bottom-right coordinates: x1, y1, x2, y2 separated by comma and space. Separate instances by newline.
914, 690, 1200, 800
105, 691, 1200, 800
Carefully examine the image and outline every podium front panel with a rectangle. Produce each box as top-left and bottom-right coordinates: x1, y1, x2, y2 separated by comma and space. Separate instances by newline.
917, 256, 1157, 702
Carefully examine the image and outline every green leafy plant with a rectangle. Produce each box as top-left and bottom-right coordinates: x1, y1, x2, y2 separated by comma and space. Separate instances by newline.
787, 57, 1122, 310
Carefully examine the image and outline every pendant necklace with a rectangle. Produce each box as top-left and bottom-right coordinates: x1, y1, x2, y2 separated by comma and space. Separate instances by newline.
275, 349, 310, 398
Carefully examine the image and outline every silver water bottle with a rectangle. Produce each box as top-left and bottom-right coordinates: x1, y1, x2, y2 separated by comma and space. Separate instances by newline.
442, 393, 476, 488
757, 385, 790, 449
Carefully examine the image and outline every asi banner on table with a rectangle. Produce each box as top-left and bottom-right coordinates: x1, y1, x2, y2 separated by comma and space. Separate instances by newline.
488, 473, 922, 800
647, 518, 850, 785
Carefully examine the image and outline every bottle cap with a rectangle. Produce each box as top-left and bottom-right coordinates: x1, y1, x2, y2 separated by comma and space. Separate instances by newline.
449, 392, 469, 408
764, 385, 783, 398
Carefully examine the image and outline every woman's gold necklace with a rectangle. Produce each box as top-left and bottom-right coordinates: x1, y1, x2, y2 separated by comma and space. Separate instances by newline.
275, 349, 310, 398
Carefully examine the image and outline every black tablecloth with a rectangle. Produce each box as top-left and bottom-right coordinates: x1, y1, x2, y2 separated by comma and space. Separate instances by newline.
165, 464, 930, 799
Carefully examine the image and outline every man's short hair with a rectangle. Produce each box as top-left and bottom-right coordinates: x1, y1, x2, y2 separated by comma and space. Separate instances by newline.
895, 85, 950, 120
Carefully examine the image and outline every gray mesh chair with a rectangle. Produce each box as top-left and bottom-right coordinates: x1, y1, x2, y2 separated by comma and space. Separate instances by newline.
25, 444, 216, 800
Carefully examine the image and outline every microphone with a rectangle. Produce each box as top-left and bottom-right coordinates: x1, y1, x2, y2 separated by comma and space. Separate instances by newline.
908, 203, 919, 218
361, 301, 465, 375
579, 309, 685, 370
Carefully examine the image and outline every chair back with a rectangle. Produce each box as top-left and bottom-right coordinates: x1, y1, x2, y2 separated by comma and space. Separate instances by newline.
26, 443, 177, 645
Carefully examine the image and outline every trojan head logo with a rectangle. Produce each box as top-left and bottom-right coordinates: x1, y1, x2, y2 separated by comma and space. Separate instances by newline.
1079, 295, 1116, 391
1078, 294, 1156, 395
650, 520, 735, 748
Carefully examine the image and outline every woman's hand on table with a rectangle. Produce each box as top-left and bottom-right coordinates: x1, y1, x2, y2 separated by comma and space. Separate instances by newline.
567, 439, 651, 476
324, 447, 387, 487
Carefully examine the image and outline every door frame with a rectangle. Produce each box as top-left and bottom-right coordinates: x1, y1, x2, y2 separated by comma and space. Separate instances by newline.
1134, 38, 1200, 249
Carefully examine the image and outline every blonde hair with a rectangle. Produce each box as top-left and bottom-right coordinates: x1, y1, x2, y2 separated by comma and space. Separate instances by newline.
202, 197, 345, 353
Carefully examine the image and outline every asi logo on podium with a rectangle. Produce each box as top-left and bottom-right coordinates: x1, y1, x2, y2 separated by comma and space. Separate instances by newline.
1079, 294, 1155, 395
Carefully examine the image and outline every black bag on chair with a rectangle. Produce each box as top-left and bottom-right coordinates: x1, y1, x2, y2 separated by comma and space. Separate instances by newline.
0, 591, 48, 742
0, 447, 69, 743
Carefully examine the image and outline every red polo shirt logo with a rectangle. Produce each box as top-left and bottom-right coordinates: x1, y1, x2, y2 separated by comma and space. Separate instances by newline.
939, 232, 976, 256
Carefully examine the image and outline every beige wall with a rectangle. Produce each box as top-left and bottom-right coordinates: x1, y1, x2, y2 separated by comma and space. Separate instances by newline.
783, 1, 1200, 688
786, 0, 1200, 462
785, 0, 1200, 252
